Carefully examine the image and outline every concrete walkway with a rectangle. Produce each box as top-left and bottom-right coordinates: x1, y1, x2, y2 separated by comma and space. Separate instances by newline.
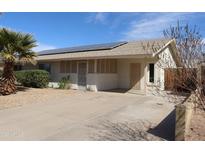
0, 90, 174, 140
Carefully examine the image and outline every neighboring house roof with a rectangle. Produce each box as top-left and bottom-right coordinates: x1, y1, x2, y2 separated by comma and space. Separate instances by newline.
36, 38, 179, 64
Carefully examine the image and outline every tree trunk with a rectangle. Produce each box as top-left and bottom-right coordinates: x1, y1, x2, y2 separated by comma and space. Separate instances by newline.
0, 61, 16, 95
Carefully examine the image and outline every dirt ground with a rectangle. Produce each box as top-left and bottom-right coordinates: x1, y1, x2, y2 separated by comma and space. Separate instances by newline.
186, 109, 205, 141
0, 87, 75, 110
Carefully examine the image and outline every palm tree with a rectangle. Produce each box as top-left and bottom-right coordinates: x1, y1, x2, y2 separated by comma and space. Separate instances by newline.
0, 28, 37, 95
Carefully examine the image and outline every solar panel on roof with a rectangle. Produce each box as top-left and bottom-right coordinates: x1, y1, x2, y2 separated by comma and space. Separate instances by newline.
38, 41, 127, 56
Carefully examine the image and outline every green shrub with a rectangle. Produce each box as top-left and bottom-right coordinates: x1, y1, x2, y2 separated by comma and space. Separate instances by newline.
15, 70, 49, 88
58, 76, 70, 89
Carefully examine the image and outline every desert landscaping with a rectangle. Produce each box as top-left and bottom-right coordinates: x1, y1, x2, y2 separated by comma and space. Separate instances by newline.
0, 88, 74, 110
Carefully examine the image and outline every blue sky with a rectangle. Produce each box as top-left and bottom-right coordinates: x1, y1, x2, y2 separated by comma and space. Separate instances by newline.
0, 12, 205, 51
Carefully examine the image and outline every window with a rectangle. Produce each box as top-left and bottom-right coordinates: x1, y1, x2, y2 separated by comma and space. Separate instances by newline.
110, 59, 117, 73
60, 61, 66, 73
88, 60, 95, 73
101, 59, 106, 73
66, 61, 71, 73
97, 60, 101, 73
97, 59, 105, 73
60, 60, 77, 73
71, 61, 77, 73
97, 59, 117, 73
149, 63, 154, 83
39, 63, 51, 73
106, 59, 110, 73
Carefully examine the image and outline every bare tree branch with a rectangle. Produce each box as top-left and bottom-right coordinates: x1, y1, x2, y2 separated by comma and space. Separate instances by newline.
162, 21, 205, 110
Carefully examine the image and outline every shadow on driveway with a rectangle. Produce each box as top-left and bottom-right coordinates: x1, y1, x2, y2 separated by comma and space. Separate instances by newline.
148, 109, 176, 141
101, 89, 128, 94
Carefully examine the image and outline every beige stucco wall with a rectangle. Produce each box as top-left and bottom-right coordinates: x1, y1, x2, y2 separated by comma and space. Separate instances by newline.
117, 58, 147, 91
87, 73, 118, 91
146, 47, 177, 94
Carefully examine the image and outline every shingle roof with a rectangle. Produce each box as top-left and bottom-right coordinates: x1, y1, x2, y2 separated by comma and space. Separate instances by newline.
36, 38, 172, 61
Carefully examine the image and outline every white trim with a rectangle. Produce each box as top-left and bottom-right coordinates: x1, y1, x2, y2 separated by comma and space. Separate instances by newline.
153, 39, 175, 57
153, 39, 182, 67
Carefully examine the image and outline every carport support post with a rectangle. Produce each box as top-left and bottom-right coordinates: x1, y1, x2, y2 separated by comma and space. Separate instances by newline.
175, 94, 194, 141
175, 104, 186, 141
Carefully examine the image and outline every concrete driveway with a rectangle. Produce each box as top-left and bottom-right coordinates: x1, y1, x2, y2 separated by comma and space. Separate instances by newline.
0, 89, 174, 140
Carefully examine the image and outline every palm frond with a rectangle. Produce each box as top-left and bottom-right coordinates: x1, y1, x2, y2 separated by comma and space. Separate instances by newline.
0, 52, 16, 61
18, 50, 37, 65
0, 28, 37, 64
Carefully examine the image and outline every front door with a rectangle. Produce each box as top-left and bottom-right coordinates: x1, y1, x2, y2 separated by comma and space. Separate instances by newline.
130, 63, 141, 90
78, 62, 87, 87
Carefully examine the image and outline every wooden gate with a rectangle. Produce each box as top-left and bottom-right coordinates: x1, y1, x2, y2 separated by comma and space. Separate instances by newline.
164, 68, 197, 91
164, 69, 175, 90
130, 63, 141, 90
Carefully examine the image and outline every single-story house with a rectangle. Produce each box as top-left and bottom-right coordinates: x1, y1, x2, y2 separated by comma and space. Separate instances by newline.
24, 38, 181, 94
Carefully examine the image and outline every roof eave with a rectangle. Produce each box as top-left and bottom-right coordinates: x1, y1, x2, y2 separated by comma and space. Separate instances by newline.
36, 54, 153, 62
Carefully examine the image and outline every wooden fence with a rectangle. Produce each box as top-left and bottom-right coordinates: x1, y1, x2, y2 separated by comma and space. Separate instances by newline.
164, 68, 197, 91
200, 65, 205, 95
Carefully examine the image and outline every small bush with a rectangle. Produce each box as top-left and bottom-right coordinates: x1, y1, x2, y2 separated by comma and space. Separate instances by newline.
15, 70, 49, 88
58, 76, 70, 89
